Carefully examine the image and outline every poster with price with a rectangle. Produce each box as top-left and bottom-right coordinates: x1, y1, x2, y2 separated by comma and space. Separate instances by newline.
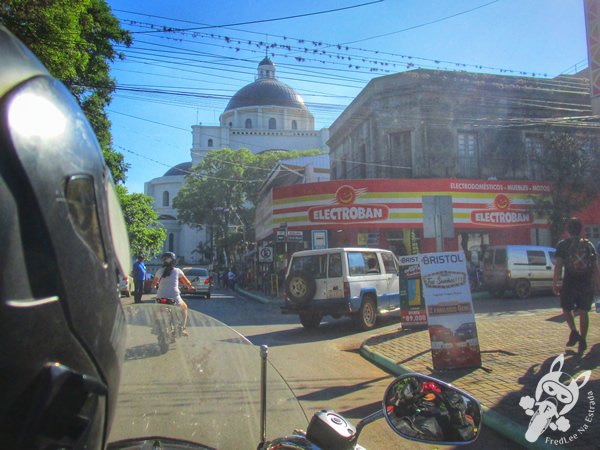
419, 251, 481, 370
398, 255, 427, 328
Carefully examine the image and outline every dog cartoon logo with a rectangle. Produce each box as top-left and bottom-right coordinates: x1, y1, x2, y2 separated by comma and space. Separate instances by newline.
519, 354, 591, 443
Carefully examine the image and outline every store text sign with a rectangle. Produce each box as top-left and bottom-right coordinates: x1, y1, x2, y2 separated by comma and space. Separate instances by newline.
309, 205, 389, 222
470, 194, 533, 226
307, 185, 389, 224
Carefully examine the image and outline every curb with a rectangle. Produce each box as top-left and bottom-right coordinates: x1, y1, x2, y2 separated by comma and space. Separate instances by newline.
236, 287, 275, 304
360, 344, 566, 450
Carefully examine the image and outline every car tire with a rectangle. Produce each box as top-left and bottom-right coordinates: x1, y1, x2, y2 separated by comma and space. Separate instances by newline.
514, 279, 531, 299
354, 296, 377, 330
285, 271, 316, 305
299, 312, 321, 330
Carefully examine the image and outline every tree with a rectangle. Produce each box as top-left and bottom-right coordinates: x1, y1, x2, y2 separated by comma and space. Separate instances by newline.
0, 0, 132, 183
533, 133, 600, 243
116, 185, 166, 258
173, 148, 323, 266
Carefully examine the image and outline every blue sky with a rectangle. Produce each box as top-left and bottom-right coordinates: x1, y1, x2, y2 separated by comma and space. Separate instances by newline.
105, 0, 589, 193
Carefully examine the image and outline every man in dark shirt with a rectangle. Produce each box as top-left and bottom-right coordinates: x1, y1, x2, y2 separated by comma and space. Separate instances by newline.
133, 255, 147, 304
553, 218, 599, 355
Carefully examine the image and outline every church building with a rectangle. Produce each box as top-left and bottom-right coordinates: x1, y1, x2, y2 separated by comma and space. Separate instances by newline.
144, 57, 330, 264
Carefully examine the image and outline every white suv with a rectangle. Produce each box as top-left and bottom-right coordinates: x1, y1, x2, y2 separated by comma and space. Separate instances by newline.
282, 247, 400, 330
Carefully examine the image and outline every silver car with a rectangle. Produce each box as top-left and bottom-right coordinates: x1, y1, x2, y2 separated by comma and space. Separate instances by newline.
182, 267, 211, 299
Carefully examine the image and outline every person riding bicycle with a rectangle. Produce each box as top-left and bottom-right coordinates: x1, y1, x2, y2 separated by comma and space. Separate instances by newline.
152, 252, 194, 336
0, 25, 130, 448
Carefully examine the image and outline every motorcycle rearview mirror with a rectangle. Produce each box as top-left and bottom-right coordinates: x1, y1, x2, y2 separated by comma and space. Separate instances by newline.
382, 373, 482, 445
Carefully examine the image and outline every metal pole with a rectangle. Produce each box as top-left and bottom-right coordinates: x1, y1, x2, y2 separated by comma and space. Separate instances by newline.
259, 345, 268, 447
435, 213, 443, 252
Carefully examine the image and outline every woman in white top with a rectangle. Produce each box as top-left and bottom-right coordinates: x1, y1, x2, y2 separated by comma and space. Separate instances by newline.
152, 252, 194, 335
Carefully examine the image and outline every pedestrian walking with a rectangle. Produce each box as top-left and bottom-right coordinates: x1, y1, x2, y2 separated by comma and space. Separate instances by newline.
133, 255, 146, 304
553, 217, 600, 355
227, 268, 237, 290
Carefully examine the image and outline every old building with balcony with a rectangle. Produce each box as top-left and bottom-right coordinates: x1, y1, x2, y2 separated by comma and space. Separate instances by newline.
328, 69, 597, 183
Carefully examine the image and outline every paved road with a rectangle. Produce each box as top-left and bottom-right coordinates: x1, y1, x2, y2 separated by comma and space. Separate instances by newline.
183, 288, 535, 449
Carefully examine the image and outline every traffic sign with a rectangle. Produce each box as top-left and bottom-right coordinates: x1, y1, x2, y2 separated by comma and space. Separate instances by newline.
259, 246, 273, 262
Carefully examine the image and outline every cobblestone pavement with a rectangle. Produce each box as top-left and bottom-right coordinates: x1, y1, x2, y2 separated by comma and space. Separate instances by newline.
362, 308, 600, 450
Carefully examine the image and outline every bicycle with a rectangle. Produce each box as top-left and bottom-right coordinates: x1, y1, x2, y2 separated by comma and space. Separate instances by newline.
152, 298, 185, 353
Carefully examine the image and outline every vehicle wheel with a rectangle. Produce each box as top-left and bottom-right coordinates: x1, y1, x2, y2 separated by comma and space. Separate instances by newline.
514, 279, 531, 299
489, 289, 505, 298
125, 290, 131, 298
354, 297, 377, 330
299, 312, 321, 330
285, 271, 316, 305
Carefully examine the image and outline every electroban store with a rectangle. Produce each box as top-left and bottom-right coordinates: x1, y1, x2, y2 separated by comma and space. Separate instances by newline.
256, 178, 565, 264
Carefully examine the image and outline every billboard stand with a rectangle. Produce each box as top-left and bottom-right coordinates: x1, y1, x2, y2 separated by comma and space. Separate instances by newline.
419, 251, 482, 371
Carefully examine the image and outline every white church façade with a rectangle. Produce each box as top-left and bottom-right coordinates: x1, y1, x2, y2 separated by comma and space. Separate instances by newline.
144, 57, 330, 264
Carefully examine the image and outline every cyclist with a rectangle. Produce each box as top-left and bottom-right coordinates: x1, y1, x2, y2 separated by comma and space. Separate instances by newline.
0, 25, 129, 448
152, 252, 194, 335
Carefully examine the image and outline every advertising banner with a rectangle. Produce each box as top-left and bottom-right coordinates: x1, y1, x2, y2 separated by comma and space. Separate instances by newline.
398, 255, 427, 328
271, 179, 551, 231
419, 251, 482, 370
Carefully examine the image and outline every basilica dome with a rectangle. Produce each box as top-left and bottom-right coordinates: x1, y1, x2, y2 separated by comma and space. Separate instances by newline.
224, 57, 307, 112
163, 162, 191, 177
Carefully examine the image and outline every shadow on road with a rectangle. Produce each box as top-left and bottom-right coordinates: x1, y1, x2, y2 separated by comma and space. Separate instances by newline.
245, 315, 401, 347
297, 376, 390, 403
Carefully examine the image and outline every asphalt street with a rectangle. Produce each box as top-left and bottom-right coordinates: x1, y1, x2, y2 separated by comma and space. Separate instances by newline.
179, 288, 534, 449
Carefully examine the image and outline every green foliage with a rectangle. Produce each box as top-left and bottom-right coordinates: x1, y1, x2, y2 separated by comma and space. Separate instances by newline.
174, 148, 323, 265
0, 0, 131, 183
532, 133, 600, 243
116, 185, 166, 258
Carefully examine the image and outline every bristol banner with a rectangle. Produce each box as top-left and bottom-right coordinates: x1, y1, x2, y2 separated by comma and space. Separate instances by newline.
419, 251, 482, 370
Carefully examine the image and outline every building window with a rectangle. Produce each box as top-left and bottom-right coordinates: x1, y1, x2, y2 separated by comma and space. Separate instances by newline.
457, 132, 479, 178
389, 131, 412, 178
208, 138, 213, 147
269, 118, 276, 129
525, 135, 543, 179
291, 120, 298, 130
168, 233, 174, 252
162, 191, 169, 207
245, 118, 252, 129
585, 224, 600, 240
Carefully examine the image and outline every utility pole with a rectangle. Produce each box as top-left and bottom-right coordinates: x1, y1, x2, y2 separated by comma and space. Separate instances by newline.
584, 0, 600, 114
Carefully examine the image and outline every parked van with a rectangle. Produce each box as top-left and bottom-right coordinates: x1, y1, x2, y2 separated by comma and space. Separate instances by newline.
282, 248, 400, 330
482, 245, 556, 299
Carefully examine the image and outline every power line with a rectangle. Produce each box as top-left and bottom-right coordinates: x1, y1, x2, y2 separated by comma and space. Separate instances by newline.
341, 0, 499, 45
116, 8, 577, 80
125, 1, 384, 34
